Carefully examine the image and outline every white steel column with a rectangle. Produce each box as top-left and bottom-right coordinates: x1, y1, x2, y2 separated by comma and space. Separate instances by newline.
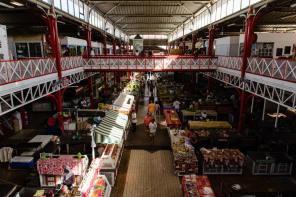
275, 104, 280, 128
262, 99, 266, 121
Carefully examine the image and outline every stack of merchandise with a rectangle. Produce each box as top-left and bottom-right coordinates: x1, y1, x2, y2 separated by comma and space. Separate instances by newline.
89, 177, 107, 197
169, 129, 198, 175
197, 130, 229, 138
182, 175, 215, 197
79, 158, 103, 197
200, 148, 245, 169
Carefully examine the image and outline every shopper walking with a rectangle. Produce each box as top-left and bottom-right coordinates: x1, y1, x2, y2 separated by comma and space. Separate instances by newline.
131, 111, 137, 135
173, 99, 181, 113
144, 113, 152, 134
149, 118, 157, 142
155, 101, 160, 117
148, 101, 155, 117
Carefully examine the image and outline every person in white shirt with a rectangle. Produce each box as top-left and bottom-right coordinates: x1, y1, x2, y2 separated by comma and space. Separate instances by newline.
173, 100, 181, 113
149, 118, 157, 142
131, 111, 137, 134
90, 48, 95, 56
200, 111, 208, 120
135, 50, 139, 56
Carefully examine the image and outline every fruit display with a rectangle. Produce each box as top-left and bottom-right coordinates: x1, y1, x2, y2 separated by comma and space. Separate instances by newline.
89, 177, 106, 197
182, 175, 215, 197
163, 109, 182, 127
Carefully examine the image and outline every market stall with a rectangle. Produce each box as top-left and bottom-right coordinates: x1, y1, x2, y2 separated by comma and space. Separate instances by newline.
168, 128, 198, 175
93, 110, 126, 186
78, 158, 111, 197
163, 109, 182, 128
246, 151, 293, 175
200, 148, 245, 174
112, 93, 134, 115
188, 121, 232, 130
181, 110, 218, 122
182, 175, 215, 197
37, 154, 89, 187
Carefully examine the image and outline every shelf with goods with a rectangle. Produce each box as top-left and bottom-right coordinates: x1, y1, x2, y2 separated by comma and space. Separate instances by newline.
78, 158, 111, 197
163, 109, 182, 128
37, 154, 89, 187
245, 151, 293, 175
182, 175, 215, 197
200, 148, 245, 175
168, 128, 198, 175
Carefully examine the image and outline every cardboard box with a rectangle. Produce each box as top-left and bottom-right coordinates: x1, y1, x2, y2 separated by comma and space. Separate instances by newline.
170, 49, 183, 55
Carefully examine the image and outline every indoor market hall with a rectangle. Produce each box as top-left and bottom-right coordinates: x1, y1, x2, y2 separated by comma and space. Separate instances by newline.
0, 0, 296, 197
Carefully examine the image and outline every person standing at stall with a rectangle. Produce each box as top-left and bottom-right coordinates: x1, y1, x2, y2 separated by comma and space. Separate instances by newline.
131, 111, 137, 135
63, 166, 75, 189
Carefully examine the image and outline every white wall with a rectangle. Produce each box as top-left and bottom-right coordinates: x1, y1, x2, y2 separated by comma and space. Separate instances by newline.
215, 36, 239, 56
239, 33, 296, 58
0, 25, 10, 60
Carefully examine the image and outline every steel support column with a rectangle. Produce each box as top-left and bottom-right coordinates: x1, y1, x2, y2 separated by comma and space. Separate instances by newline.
103, 36, 107, 55
105, 72, 108, 95
119, 41, 122, 54
112, 37, 116, 55
85, 26, 92, 56
208, 26, 215, 57
88, 76, 94, 109
192, 34, 197, 55
182, 37, 186, 54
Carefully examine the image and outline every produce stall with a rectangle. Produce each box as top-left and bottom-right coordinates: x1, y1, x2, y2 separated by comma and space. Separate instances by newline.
188, 121, 232, 130
163, 109, 182, 127
200, 148, 245, 174
182, 175, 215, 197
168, 128, 198, 175
246, 151, 293, 175
37, 154, 89, 187
78, 158, 111, 197
112, 93, 134, 115
181, 110, 218, 121
93, 110, 126, 186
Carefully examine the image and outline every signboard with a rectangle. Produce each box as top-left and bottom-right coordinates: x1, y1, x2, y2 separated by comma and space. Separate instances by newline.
62, 76, 69, 86
75, 86, 84, 95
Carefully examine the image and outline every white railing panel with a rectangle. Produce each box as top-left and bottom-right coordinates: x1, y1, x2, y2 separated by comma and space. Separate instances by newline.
164, 59, 172, 70
273, 60, 286, 79
191, 59, 200, 69
172, 58, 181, 70
0, 62, 8, 84
182, 59, 191, 69
262, 59, 273, 77
200, 59, 209, 69
137, 58, 145, 69
128, 59, 136, 70
101, 58, 109, 69
146, 59, 154, 70
110, 58, 118, 70
285, 60, 296, 81
155, 58, 163, 70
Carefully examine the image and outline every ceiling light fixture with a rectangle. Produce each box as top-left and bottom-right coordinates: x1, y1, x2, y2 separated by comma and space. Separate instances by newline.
0, 2, 14, 8
10, 0, 24, 6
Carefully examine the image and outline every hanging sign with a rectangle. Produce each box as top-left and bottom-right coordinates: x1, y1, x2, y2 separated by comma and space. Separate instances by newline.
75, 86, 84, 95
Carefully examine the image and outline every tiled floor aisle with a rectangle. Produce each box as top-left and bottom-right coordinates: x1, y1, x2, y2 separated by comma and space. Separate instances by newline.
122, 150, 183, 197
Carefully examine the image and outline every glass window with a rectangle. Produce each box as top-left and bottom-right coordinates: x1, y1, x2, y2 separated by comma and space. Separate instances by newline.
15, 43, 29, 59
227, 0, 234, 15
201, 12, 205, 27
250, 0, 261, 4
29, 43, 43, 58
74, 0, 79, 18
68, 0, 74, 15
216, 0, 222, 20
241, 0, 249, 8
221, 0, 227, 18
211, 3, 217, 23
84, 4, 89, 23
54, 0, 61, 9
233, 0, 241, 13
61, 0, 68, 13
79, 1, 84, 20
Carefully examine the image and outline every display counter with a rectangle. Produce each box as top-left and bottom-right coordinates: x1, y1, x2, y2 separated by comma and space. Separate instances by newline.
163, 109, 182, 127
37, 154, 89, 187
246, 151, 293, 175
200, 148, 245, 174
188, 121, 232, 129
182, 175, 215, 197
112, 93, 134, 115
168, 128, 198, 175
181, 110, 217, 121
79, 158, 111, 197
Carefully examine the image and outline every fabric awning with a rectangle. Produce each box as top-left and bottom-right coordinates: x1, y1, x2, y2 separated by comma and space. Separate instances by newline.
94, 110, 128, 144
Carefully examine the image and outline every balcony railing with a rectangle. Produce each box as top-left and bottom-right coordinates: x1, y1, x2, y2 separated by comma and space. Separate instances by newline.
217, 56, 296, 83
84, 55, 218, 71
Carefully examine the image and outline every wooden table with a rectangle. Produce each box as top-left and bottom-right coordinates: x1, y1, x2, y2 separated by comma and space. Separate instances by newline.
163, 109, 182, 127
188, 121, 232, 129
181, 110, 217, 121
